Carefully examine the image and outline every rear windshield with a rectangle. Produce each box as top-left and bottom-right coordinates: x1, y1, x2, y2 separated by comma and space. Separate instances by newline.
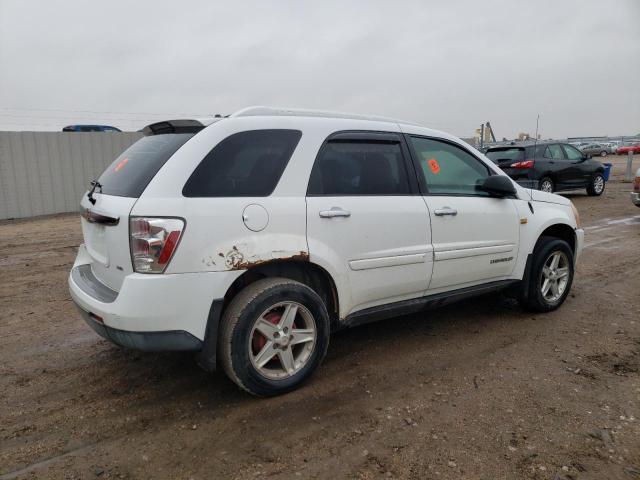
485, 147, 524, 164
98, 134, 193, 197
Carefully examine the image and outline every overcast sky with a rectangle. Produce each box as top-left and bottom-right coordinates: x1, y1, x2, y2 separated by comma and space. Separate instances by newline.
0, 0, 638, 139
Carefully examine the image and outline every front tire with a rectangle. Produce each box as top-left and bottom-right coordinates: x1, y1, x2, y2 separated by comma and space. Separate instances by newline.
219, 277, 330, 396
587, 173, 605, 196
600, 150, 607, 157
519, 237, 574, 313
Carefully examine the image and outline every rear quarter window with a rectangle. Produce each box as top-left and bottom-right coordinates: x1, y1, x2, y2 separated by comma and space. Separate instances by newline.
98, 133, 194, 198
183, 129, 302, 197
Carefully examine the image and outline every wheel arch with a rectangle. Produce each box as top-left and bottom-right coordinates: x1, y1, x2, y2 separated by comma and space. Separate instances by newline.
538, 173, 556, 188
221, 259, 340, 327
535, 223, 576, 254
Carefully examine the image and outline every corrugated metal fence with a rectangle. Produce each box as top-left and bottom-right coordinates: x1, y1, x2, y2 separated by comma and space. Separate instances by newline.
0, 132, 142, 220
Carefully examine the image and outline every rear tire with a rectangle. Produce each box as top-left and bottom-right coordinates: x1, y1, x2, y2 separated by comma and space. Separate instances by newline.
219, 277, 330, 396
519, 237, 574, 313
600, 150, 607, 157
587, 173, 605, 196
539, 177, 554, 193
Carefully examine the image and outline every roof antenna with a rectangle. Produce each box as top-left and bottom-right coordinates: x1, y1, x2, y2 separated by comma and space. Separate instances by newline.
527, 113, 540, 202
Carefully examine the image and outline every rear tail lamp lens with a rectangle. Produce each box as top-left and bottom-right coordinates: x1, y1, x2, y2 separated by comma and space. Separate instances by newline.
129, 217, 184, 273
634, 176, 640, 192
510, 160, 535, 169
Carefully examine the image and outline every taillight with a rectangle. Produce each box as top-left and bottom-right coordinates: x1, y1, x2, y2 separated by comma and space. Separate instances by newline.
129, 217, 185, 273
510, 160, 535, 169
634, 176, 640, 192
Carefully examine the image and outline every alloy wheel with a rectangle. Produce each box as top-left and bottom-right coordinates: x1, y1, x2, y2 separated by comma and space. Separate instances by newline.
540, 180, 553, 193
249, 301, 317, 380
540, 251, 570, 303
593, 175, 604, 194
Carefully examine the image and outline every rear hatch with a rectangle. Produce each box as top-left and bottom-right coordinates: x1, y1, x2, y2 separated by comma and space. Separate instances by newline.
80, 132, 196, 291
485, 147, 529, 179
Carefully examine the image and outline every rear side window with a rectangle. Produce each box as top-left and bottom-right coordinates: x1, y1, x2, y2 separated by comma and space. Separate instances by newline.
307, 140, 410, 195
409, 137, 490, 196
546, 144, 564, 160
183, 129, 301, 197
98, 133, 194, 197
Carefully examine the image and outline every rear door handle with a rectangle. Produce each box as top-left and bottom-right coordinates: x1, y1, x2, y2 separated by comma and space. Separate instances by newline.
319, 207, 351, 218
434, 207, 458, 216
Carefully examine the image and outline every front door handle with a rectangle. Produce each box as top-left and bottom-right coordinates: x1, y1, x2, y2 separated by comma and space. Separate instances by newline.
319, 207, 351, 218
434, 207, 458, 216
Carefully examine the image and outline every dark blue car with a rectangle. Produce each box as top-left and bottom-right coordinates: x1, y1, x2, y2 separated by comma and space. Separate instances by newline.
62, 125, 122, 132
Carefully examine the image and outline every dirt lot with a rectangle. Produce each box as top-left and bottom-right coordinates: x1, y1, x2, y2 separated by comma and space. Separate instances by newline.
1, 156, 639, 480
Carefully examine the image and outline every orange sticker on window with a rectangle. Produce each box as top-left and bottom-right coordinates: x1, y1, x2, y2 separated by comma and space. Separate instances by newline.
428, 158, 440, 174
114, 157, 129, 172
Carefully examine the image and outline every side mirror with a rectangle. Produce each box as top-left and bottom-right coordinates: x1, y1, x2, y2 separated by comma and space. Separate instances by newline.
480, 175, 517, 197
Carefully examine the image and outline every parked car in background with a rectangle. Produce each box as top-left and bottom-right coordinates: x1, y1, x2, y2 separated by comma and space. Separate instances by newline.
616, 143, 640, 155
63, 125, 122, 132
579, 143, 609, 157
631, 168, 640, 207
68, 107, 584, 396
485, 141, 606, 195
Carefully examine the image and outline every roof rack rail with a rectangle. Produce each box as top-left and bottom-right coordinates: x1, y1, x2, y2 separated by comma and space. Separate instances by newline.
230, 106, 418, 125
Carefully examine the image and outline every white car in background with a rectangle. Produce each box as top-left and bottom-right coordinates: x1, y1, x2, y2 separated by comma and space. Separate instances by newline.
69, 106, 584, 396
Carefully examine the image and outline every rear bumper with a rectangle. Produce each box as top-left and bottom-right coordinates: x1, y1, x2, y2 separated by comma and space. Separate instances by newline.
77, 307, 202, 351
631, 192, 640, 207
69, 244, 241, 349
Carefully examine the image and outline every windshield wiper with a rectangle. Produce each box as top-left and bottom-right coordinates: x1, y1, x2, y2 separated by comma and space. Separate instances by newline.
87, 180, 102, 205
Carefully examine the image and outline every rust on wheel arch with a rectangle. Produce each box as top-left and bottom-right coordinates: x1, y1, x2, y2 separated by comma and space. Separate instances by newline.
222, 246, 310, 270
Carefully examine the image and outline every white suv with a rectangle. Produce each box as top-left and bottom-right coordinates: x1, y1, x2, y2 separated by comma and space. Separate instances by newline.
69, 107, 584, 396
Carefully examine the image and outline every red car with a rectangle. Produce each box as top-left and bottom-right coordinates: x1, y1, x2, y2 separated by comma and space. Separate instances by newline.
616, 144, 640, 155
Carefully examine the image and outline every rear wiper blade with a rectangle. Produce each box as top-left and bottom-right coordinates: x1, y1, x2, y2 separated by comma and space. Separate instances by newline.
87, 180, 102, 205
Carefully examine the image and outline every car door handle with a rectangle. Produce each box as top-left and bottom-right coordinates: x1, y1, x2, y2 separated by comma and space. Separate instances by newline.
319, 207, 351, 218
434, 207, 458, 216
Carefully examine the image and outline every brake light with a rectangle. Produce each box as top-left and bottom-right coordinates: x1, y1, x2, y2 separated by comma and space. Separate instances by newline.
129, 217, 184, 273
634, 175, 640, 192
510, 160, 535, 168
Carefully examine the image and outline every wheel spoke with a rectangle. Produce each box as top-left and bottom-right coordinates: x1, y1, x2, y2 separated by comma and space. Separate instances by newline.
278, 348, 296, 374
255, 318, 278, 338
550, 253, 560, 270
280, 303, 298, 330
543, 266, 552, 278
290, 328, 315, 345
550, 280, 560, 297
541, 278, 551, 296
254, 341, 278, 368
556, 267, 569, 278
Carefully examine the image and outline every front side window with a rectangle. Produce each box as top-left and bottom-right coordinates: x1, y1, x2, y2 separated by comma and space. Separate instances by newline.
409, 137, 490, 196
562, 144, 583, 160
307, 140, 410, 195
183, 129, 302, 197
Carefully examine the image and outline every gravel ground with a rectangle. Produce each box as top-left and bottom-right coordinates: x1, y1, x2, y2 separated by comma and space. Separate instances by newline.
1, 156, 639, 480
